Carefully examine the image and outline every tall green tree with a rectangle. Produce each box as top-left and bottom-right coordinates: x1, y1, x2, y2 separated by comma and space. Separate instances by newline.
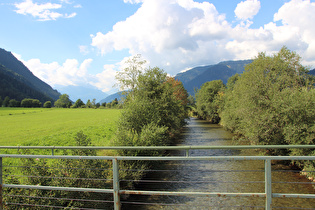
43, 101, 52, 108
72, 99, 84, 108
195, 80, 225, 123
221, 47, 314, 148
3, 96, 10, 107
54, 94, 71, 108
114, 55, 189, 150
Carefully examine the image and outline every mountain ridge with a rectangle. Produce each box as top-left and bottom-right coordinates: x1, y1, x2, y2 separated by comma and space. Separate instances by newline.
0, 48, 61, 102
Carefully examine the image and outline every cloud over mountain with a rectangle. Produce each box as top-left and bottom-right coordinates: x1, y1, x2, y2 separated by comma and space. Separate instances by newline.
91, 0, 315, 76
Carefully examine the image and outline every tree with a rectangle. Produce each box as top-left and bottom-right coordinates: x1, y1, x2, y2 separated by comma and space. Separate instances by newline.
195, 80, 225, 123
221, 47, 314, 147
0, 96, 3, 107
54, 94, 71, 108
115, 54, 146, 91
73, 99, 85, 108
21, 98, 33, 107
32, 99, 42, 107
115, 66, 188, 146
85, 99, 92, 108
21, 98, 42, 107
43, 101, 52, 108
9, 99, 20, 107
3, 96, 10, 107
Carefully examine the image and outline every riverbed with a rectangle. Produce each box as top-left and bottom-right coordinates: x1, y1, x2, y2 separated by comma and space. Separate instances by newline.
124, 117, 315, 209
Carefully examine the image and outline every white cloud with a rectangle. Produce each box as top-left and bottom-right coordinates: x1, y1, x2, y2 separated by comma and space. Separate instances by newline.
79, 45, 90, 55
14, 0, 77, 21
90, 0, 315, 74
91, 0, 234, 75
123, 0, 144, 4
234, 0, 261, 20
90, 65, 118, 92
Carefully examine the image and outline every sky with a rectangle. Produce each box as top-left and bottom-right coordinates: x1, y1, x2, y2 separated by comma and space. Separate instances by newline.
1, 0, 315, 94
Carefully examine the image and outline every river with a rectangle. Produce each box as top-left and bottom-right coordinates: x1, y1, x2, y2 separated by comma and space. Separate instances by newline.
124, 117, 315, 209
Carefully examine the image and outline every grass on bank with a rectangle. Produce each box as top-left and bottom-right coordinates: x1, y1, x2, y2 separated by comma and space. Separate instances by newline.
0, 107, 121, 146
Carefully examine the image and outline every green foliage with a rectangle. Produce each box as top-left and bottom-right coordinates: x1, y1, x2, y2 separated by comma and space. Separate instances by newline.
54, 94, 71, 108
4, 131, 112, 209
72, 99, 85, 108
195, 80, 225, 123
21, 98, 42, 107
3, 96, 10, 107
8, 99, 20, 107
113, 55, 189, 190
43, 101, 52, 108
115, 54, 146, 91
219, 46, 315, 174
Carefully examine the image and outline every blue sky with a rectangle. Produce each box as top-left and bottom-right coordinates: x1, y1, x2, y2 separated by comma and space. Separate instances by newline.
1, 0, 315, 94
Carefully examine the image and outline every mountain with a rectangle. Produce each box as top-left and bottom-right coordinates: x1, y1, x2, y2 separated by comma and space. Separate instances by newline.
309, 69, 315, 75
182, 64, 237, 95
55, 85, 108, 103
99, 91, 126, 104
0, 64, 57, 103
0, 48, 60, 102
175, 60, 252, 95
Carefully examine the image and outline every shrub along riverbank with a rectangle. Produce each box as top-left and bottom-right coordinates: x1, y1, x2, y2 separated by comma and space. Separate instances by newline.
194, 47, 315, 179
112, 55, 189, 188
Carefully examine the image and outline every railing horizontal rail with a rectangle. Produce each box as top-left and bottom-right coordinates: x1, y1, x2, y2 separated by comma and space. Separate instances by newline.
1, 154, 315, 161
3, 184, 114, 194
0, 145, 315, 150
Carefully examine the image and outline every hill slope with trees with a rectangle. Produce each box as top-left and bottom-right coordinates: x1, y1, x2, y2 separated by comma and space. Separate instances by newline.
0, 48, 60, 103
175, 60, 252, 95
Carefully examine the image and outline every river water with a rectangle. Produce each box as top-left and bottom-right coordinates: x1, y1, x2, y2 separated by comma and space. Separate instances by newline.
124, 117, 315, 209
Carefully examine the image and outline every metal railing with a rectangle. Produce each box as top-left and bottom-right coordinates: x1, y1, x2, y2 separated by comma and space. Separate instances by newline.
0, 145, 314, 209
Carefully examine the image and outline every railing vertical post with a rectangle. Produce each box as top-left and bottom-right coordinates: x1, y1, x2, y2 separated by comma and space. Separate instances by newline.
186, 149, 189, 157
265, 159, 272, 210
0, 157, 3, 210
112, 158, 121, 210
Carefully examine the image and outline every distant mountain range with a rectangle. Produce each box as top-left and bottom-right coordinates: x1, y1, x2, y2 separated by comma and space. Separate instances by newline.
55, 84, 108, 103
2, 46, 314, 104
174, 60, 253, 95
0, 48, 60, 103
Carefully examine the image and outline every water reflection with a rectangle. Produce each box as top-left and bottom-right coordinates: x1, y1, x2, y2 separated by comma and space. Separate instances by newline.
124, 118, 315, 209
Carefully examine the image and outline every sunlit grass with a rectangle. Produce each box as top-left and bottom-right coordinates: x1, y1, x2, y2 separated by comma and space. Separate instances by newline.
0, 107, 121, 146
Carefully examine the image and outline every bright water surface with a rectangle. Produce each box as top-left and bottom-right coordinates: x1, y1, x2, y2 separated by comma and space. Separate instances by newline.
125, 117, 315, 209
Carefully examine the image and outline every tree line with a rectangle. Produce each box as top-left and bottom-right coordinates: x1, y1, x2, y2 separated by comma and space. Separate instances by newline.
0, 96, 52, 108
194, 47, 315, 178
53, 94, 120, 109
0, 94, 120, 109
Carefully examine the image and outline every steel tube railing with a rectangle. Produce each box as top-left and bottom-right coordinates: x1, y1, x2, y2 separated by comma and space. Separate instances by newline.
0, 145, 314, 209
0, 145, 315, 156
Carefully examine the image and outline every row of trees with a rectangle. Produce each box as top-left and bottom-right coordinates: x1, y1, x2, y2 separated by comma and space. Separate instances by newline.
195, 47, 315, 177
54, 94, 119, 109
0, 96, 52, 108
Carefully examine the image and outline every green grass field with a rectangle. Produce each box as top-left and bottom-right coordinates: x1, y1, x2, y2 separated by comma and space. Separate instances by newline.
0, 108, 121, 146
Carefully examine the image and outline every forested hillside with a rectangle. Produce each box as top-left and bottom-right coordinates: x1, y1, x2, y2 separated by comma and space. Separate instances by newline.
0, 64, 55, 103
175, 60, 252, 95
0, 48, 60, 102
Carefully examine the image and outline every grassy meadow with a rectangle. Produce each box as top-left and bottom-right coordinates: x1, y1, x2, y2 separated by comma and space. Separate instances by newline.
0, 107, 121, 146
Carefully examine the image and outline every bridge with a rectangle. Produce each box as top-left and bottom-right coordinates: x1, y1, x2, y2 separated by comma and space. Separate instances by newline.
0, 145, 314, 209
